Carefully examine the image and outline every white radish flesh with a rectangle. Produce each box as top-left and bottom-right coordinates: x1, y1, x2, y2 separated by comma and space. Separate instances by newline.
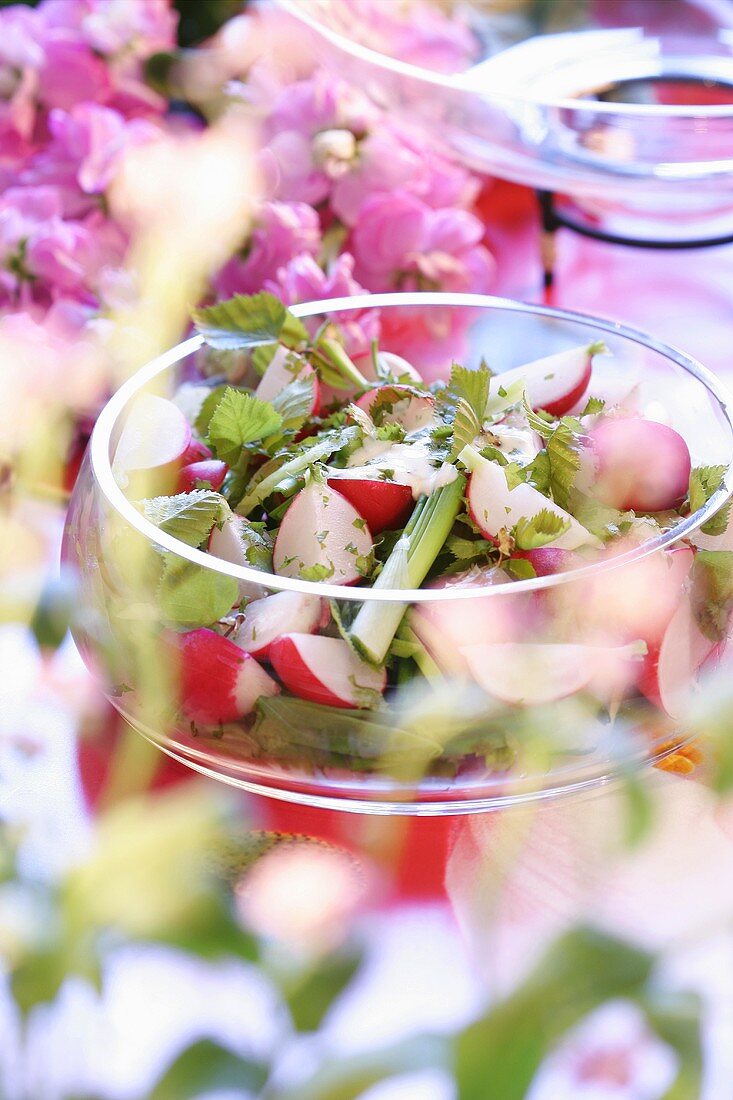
269, 633, 386, 708
493, 345, 594, 417
256, 346, 319, 412
232, 591, 323, 659
208, 514, 271, 601
463, 451, 600, 551
178, 627, 278, 726
113, 394, 191, 486
273, 482, 373, 585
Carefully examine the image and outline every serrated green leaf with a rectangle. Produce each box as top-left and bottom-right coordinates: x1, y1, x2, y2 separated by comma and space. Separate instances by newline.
514, 509, 570, 550
571, 493, 633, 541
449, 361, 491, 421
148, 1039, 268, 1100
193, 384, 229, 436
525, 450, 551, 494
207, 387, 283, 465
139, 490, 227, 547
158, 555, 238, 628
546, 421, 582, 511
193, 291, 306, 350
272, 376, 315, 436
689, 464, 730, 536
580, 395, 606, 416
451, 397, 482, 458
691, 549, 733, 642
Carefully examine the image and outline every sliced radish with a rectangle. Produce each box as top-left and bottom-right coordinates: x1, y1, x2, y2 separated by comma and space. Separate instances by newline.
463, 450, 600, 551
181, 437, 213, 465
112, 393, 191, 489
232, 591, 323, 660
272, 481, 373, 585
493, 344, 595, 417
326, 476, 413, 534
356, 385, 434, 434
590, 418, 691, 512
517, 547, 578, 576
639, 596, 716, 719
177, 459, 228, 494
353, 349, 423, 385
461, 641, 642, 706
177, 627, 279, 726
269, 633, 386, 708
208, 514, 271, 601
256, 346, 319, 413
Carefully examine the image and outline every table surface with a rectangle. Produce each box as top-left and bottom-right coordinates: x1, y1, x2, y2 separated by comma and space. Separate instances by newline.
4, 196, 733, 1099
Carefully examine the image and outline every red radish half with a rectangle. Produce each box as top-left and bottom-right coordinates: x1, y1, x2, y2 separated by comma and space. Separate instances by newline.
464, 452, 600, 551
516, 547, 577, 576
326, 476, 413, 534
177, 628, 279, 725
177, 459, 228, 493
112, 394, 191, 489
357, 385, 434, 433
461, 641, 642, 706
181, 437, 213, 465
232, 591, 323, 660
270, 633, 386, 708
493, 345, 595, 417
256, 346, 319, 413
639, 596, 716, 719
273, 482, 373, 584
208, 514, 271, 600
590, 418, 691, 512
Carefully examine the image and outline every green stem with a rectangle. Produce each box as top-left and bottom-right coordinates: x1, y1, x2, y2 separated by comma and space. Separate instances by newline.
316, 337, 371, 390
235, 427, 359, 516
349, 475, 465, 665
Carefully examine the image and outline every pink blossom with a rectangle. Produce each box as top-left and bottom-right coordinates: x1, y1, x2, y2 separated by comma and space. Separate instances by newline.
264, 73, 380, 205
41, 0, 177, 59
37, 32, 111, 111
215, 201, 321, 299
266, 252, 380, 358
350, 191, 494, 295
49, 104, 160, 193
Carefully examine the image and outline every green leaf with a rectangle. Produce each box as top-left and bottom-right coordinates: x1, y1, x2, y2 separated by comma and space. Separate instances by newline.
690, 549, 733, 642
641, 992, 702, 1100
446, 533, 496, 566
148, 1039, 268, 1100
580, 395, 606, 416
285, 947, 364, 1032
449, 361, 491, 421
274, 1036, 447, 1100
454, 927, 655, 1100
451, 398, 482, 459
545, 420, 582, 512
272, 375, 316, 437
193, 291, 307, 350
688, 464, 730, 536
572, 492, 633, 542
193, 384, 229, 436
139, 491, 228, 547
158, 555, 238, 628
207, 387, 283, 465
514, 509, 570, 550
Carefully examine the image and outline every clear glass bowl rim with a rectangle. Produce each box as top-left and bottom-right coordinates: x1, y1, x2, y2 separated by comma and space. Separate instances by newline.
89, 291, 733, 605
275, 0, 733, 121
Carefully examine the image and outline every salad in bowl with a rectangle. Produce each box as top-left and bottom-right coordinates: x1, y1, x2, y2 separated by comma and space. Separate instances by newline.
64, 292, 733, 811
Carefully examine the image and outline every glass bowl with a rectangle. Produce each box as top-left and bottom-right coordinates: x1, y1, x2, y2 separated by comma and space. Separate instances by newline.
63, 293, 733, 814
276, 0, 733, 242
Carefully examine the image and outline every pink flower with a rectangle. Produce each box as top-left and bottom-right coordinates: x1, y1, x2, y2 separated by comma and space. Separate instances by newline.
41, 0, 177, 59
37, 32, 111, 111
264, 73, 380, 205
266, 252, 380, 358
215, 201, 321, 299
350, 191, 495, 295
